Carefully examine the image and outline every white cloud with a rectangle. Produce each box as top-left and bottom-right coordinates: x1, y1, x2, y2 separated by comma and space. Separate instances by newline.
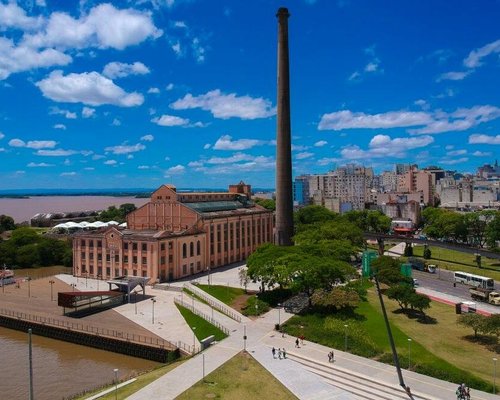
446, 149, 467, 156
464, 39, 500, 69
54, 123, 66, 130
440, 157, 469, 165
188, 161, 203, 167
112, 118, 121, 126
60, 172, 76, 176
414, 99, 429, 110
348, 71, 361, 81
296, 152, 314, 160
105, 143, 146, 155
0, 37, 71, 80
103, 61, 150, 79
84, 167, 95, 171
36, 70, 144, 107
203, 143, 211, 150
437, 71, 471, 82
147, 87, 160, 94
170, 89, 275, 120
341, 134, 434, 160
104, 159, 117, 165
472, 151, 492, 157
0, 131, 4, 139
141, 134, 154, 141
166, 164, 185, 174
291, 144, 310, 151
319, 106, 500, 135
468, 134, 500, 145
319, 110, 433, 130
314, 140, 327, 147
63, 159, 71, 166
9, 139, 57, 149
200, 155, 275, 175
318, 157, 341, 166
36, 149, 78, 156
445, 145, 454, 150
49, 106, 77, 119
166, 83, 174, 91
213, 135, 264, 151
82, 106, 95, 118
23, 3, 162, 51
207, 152, 253, 165
138, 165, 150, 169
27, 162, 54, 167
0, 3, 43, 31
152, 114, 190, 126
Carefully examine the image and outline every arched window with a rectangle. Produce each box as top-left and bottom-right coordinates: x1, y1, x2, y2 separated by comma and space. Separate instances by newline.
182, 243, 187, 258
197, 240, 201, 256
190, 242, 194, 257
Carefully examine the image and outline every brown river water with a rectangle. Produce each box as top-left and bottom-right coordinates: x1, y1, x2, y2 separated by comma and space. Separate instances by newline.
0, 326, 159, 400
0, 196, 149, 223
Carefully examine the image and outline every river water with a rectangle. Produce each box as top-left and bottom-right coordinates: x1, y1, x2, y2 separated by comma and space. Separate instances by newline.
0, 326, 159, 400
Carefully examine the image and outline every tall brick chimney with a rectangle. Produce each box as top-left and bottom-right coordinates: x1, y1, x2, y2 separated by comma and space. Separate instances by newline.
274, 7, 294, 246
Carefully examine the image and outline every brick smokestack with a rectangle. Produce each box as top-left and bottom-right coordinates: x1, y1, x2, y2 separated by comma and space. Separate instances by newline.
275, 7, 294, 246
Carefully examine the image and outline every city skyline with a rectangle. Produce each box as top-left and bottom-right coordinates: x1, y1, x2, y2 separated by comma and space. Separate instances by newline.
0, 0, 499, 189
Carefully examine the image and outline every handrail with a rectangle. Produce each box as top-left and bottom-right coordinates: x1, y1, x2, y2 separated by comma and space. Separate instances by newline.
174, 297, 230, 337
0, 307, 181, 350
185, 283, 242, 322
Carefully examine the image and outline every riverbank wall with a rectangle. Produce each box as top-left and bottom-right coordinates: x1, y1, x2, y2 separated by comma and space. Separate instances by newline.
0, 310, 181, 363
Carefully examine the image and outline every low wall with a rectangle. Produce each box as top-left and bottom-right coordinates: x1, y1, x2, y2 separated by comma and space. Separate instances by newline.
0, 315, 180, 363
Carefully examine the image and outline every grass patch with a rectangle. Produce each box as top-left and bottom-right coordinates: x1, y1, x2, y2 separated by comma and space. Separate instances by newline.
176, 352, 298, 400
282, 290, 494, 392
410, 246, 500, 280
175, 303, 227, 342
196, 284, 245, 306
72, 359, 184, 400
241, 295, 270, 316
182, 287, 209, 306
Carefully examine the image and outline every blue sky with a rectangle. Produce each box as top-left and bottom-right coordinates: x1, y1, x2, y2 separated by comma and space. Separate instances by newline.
0, 0, 499, 190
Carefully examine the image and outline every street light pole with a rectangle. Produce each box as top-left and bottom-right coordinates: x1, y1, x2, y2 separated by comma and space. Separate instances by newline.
151, 298, 156, 324
113, 368, 119, 400
207, 267, 211, 287
134, 292, 137, 315
27, 277, 31, 298
49, 280, 55, 301
494, 358, 498, 395
243, 325, 247, 352
202, 353, 205, 382
408, 338, 412, 370
192, 326, 197, 353
344, 324, 348, 352
277, 303, 281, 327
28, 328, 34, 400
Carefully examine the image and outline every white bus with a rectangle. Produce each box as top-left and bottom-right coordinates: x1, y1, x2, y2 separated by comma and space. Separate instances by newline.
454, 271, 495, 290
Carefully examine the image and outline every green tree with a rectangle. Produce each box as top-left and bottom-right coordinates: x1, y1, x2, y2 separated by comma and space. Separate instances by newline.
295, 205, 336, 226
483, 314, 500, 338
0, 215, 16, 233
294, 220, 364, 247
343, 210, 391, 233
485, 211, 500, 249
408, 292, 431, 314
9, 227, 40, 247
311, 287, 360, 310
247, 243, 290, 292
16, 244, 41, 267
423, 246, 432, 259
457, 313, 487, 338
386, 284, 414, 310
254, 198, 276, 211
371, 256, 412, 286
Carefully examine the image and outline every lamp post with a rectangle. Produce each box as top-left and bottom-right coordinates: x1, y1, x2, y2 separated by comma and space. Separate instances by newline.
408, 338, 412, 370
113, 368, 119, 400
277, 303, 281, 328
134, 291, 137, 315
28, 328, 34, 400
494, 358, 498, 395
207, 267, 211, 287
255, 295, 259, 316
151, 298, 156, 324
344, 324, 348, 352
192, 326, 197, 353
85, 273, 88, 288
27, 277, 32, 298
243, 325, 247, 351
49, 279, 55, 301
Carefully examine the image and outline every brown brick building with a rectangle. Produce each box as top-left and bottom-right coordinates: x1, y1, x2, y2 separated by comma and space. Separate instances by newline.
73, 182, 274, 282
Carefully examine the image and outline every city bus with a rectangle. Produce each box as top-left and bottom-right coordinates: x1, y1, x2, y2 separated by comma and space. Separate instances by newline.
454, 271, 495, 290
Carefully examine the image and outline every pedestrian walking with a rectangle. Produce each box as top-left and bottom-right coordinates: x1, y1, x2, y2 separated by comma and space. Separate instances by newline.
300, 334, 305, 345
295, 337, 300, 348
272, 347, 276, 359
330, 350, 335, 363
328, 352, 332, 363
282, 348, 287, 359
278, 348, 282, 359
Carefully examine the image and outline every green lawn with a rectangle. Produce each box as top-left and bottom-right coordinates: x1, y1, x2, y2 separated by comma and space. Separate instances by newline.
175, 303, 228, 342
196, 284, 245, 305
73, 359, 184, 400
176, 352, 298, 400
282, 292, 494, 392
410, 245, 500, 281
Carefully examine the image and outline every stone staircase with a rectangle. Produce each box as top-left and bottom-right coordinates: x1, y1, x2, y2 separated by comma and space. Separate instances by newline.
288, 352, 439, 400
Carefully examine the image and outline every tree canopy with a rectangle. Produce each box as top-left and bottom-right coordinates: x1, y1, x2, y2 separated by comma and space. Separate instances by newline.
96, 203, 137, 222
0, 215, 16, 233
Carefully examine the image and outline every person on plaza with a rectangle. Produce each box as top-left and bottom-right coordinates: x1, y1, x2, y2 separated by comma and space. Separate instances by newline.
295, 337, 300, 348
272, 347, 276, 359
328, 352, 332, 363
278, 348, 282, 359
300, 335, 305, 345
330, 350, 335, 362
282, 348, 287, 359
465, 386, 470, 400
